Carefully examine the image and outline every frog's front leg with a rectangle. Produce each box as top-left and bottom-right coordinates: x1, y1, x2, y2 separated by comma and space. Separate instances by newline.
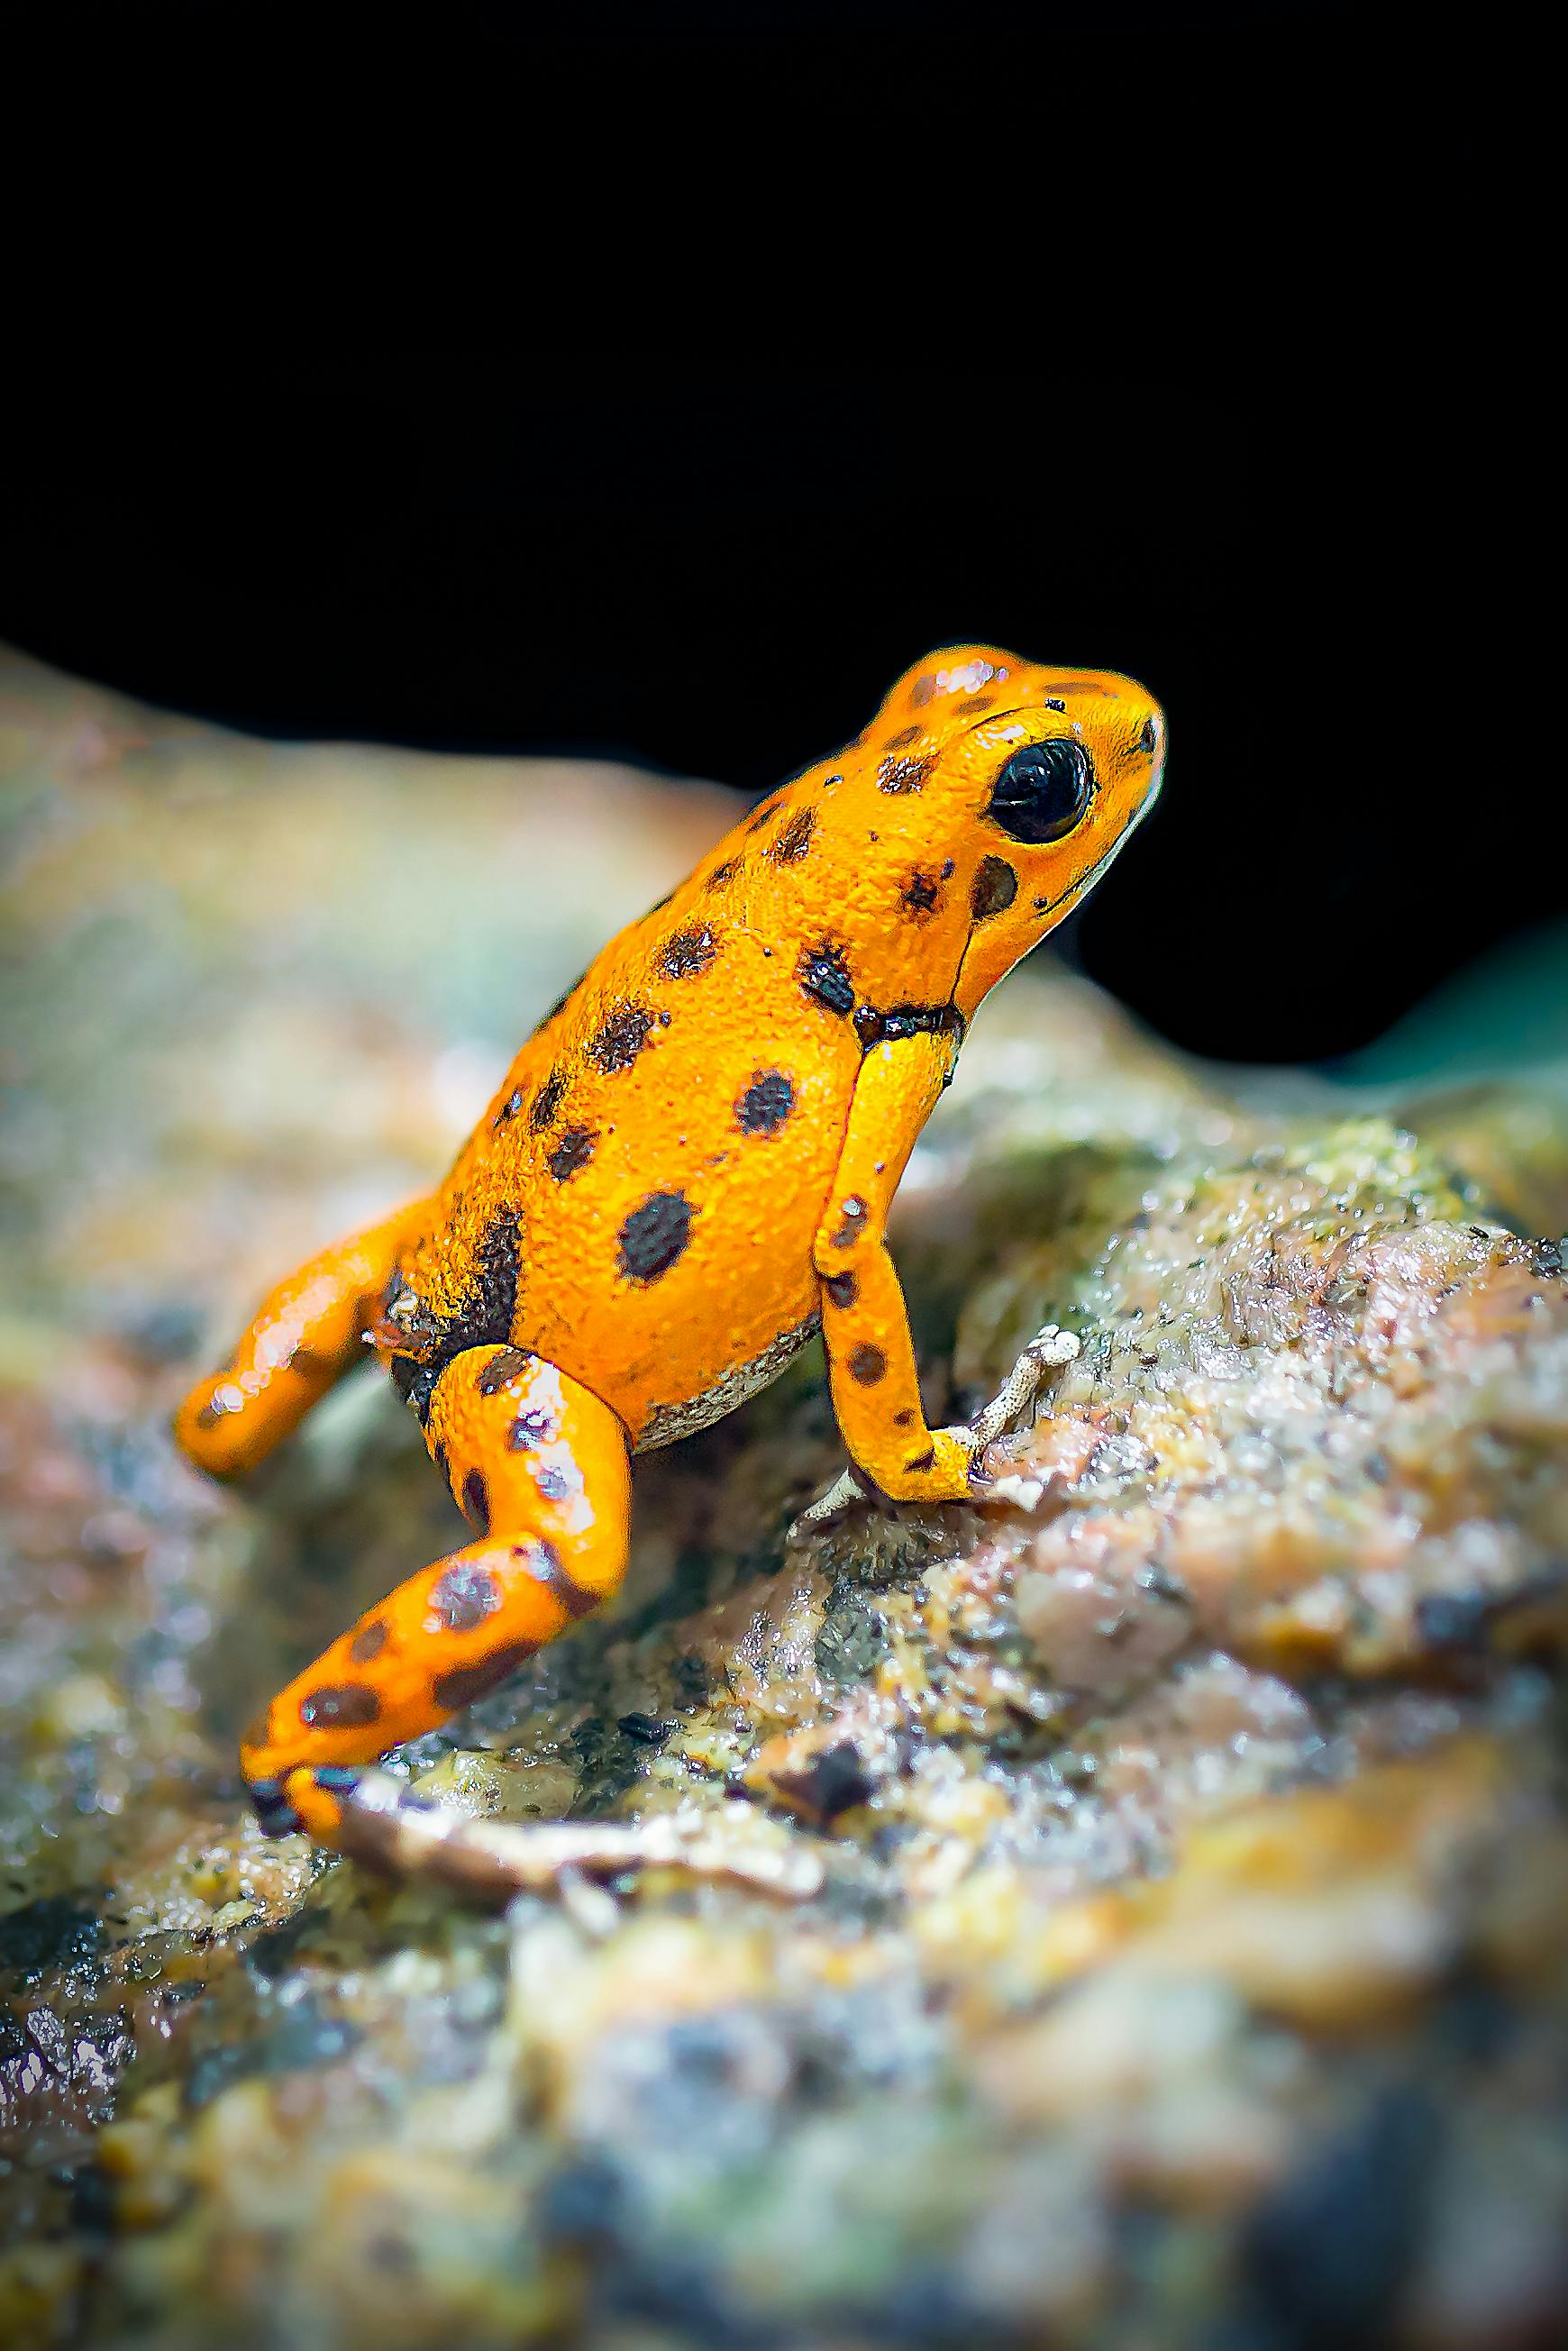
808, 1028, 988, 1508
175, 1198, 433, 1478
238, 1345, 819, 1901
795, 1029, 1080, 1541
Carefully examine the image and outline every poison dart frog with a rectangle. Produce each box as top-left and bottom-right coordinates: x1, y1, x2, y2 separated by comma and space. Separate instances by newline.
174, 647, 1164, 1897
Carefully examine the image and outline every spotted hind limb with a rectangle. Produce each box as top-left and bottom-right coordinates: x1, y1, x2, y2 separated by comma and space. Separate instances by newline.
174, 1197, 433, 1478
238, 1344, 819, 1900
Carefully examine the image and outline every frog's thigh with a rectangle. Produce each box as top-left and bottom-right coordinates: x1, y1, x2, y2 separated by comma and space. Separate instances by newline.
813, 1031, 976, 1505
241, 1344, 631, 1849
174, 1197, 433, 1478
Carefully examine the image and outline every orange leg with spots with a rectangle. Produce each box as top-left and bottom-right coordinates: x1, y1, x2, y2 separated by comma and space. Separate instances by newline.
175, 1198, 433, 1478
241, 1344, 629, 1836
797, 1030, 1079, 1535
238, 1344, 819, 1898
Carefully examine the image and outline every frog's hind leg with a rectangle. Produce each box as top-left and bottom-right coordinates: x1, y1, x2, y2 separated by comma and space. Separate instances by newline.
239, 1348, 622, 1842
174, 1198, 432, 1479
242, 1344, 820, 1901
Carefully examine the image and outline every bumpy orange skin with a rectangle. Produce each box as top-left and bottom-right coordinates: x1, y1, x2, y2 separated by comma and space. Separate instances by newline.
174, 647, 1164, 1863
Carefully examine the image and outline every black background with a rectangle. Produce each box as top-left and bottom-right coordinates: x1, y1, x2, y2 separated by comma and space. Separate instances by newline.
5, 2, 1533, 1064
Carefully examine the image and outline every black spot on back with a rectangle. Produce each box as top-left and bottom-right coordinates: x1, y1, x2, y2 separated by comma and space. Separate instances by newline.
618, 1189, 695, 1284
547, 1125, 597, 1183
531, 1070, 567, 1131
882, 724, 921, 751
877, 754, 932, 795
768, 808, 816, 864
971, 856, 1018, 919
745, 790, 785, 834
901, 868, 941, 916
704, 858, 740, 894
661, 925, 718, 979
589, 1004, 657, 1072
735, 1071, 795, 1134
798, 940, 855, 1016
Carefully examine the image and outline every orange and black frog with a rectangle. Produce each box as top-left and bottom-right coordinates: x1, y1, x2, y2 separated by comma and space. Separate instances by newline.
174, 647, 1164, 1897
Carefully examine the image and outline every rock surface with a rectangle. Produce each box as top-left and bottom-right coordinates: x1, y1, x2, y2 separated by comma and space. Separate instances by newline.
2, 649, 1566, 2348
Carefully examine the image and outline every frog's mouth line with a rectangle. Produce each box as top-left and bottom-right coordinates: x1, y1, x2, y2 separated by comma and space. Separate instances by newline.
1032, 770, 1162, 924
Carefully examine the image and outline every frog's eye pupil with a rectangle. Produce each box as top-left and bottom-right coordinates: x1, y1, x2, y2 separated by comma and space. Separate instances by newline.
986, 740, 1094, 844
1138, 717, 1159, 755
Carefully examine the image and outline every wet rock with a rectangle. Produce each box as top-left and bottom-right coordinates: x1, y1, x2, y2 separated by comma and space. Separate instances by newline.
2, 646, 1566, 2346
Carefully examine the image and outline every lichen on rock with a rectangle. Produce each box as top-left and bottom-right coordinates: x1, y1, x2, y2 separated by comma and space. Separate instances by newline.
3, 649, 1566, 2348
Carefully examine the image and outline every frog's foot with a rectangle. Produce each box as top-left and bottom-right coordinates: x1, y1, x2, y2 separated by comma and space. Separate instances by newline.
787, 1463, 880, 1544
788, 1325, 1080, 1544
266, 1765, 822, 1903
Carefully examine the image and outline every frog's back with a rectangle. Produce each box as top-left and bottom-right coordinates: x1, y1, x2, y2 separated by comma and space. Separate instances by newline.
390, 647, 1155, 1447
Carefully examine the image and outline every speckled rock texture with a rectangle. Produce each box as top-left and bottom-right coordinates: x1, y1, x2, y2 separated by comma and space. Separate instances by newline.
3, 649, 1566, 2350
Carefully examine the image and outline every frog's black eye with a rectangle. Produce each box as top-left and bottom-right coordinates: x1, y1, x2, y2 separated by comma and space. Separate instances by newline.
1138, 717, 1160, 755
986, 739, 1094, 844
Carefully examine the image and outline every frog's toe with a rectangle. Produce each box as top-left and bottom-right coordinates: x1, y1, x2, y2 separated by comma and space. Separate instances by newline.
787, 1464, 878, 1545
967, 1324, 1080, 1453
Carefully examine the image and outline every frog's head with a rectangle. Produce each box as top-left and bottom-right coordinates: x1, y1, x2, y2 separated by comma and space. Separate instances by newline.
852, 647, 1165, 1018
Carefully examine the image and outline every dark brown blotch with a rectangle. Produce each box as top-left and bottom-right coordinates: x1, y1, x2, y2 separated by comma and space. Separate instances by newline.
477, 1345, 534, 1397
461, 1468, 491, 1533
735, 1070, 795, 1135
798, 940, 855, 1017
825, 1270, 858, 1309
877, 754, 932, 795
829, 1195, 868, 1249
531, 1070, 567, 1132
547, 1125, 597, 1183
520, 1539, 598, 1620
432, 1643, 535, 1713
618, 1189, 696, 1284
349, 1619, 387, 1663
661, 925, 718, 980
428, 1561, 503, 1633
704, 858, 740, 894
848, 1343, 888, 1387
893, 1408, 916, 1428
768, 808, 816, 864
298, 1681, 381, 1730
908, 674, 936, 706
901, 868, 942, 916
906, 1446, 936, 1473
882, 723, 922, 751
589, 1003, 658, 1073
744, 790, 785, 834
507, 1406, 557, 1452
971, 856, 1018, 920
955, 694, 994, 714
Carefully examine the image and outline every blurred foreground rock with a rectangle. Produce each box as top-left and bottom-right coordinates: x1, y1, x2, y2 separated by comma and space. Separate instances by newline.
2, 649, 1566, 2349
